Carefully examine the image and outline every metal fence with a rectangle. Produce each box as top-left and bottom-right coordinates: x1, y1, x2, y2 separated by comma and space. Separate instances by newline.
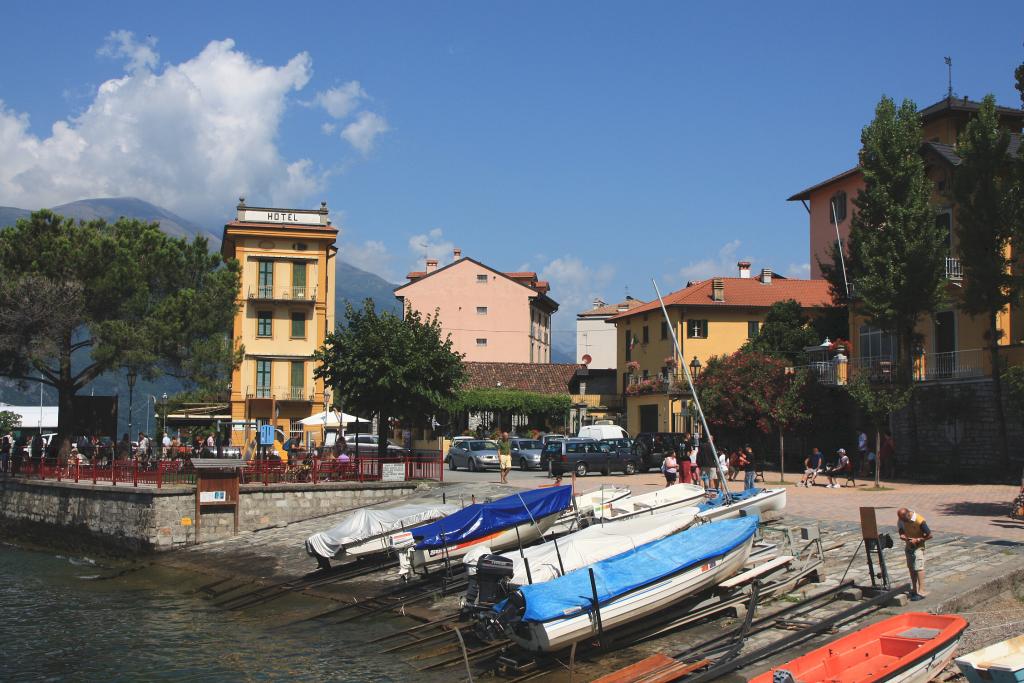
797, 348, 988, 386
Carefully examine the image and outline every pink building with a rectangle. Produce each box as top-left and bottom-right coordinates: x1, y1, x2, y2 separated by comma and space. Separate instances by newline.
395, 250, 559, 363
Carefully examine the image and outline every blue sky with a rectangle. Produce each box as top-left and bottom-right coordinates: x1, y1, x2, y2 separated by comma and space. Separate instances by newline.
2, 1, 1023, 354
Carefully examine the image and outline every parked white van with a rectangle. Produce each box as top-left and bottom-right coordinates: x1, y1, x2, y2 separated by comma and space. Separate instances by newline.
577, 424, 629, 441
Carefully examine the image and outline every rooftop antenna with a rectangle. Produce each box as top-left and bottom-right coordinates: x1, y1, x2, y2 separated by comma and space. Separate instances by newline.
944, 56, 953, 99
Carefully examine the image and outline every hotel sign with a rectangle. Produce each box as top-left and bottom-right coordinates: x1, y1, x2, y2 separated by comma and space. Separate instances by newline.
239, 208, 324, 225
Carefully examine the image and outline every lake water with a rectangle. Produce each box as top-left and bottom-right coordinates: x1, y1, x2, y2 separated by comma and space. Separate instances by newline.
0, 543, 416, 682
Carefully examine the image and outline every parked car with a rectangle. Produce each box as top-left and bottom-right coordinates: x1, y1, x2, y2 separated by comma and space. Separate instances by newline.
578, 424, 629, 441
510, 438, 544, 470
541, 437, 641, 477
448, 439, 501, 471
541, 433, 567, 446
601, 437, 634, 458
632, 432, 692, 472
347, 434, 408, 457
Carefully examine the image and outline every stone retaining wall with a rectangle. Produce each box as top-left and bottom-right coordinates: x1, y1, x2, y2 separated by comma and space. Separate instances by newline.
0, 478, 425, 553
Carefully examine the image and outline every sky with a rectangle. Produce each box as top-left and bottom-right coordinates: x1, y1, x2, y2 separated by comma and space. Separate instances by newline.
2, 1, 1023, 357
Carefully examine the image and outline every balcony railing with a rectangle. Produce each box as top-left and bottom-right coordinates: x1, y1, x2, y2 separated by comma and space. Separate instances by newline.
919, 348, 985, 381
247, 285, 317, 302
945, 257, 963, 281
247, 386, 315, 401
798, 348, 987, 386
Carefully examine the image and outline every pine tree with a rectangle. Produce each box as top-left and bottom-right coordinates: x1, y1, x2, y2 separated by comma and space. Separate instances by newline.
952, 94, 1024, 468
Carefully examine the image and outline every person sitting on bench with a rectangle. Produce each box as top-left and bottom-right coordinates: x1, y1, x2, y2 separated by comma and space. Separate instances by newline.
800, 447, 824, 487
826, 448, 853, 488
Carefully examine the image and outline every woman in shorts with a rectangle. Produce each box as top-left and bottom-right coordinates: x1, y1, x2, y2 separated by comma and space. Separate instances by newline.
661, 449, 679, 487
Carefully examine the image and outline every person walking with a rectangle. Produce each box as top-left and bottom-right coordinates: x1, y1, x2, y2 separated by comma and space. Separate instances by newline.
740, 445, 757, 491
1, 432, 11, 474
661, 448, 679, 487
498, 431, 512, 484
697, 439, 718, 491
161, 432, 171, 459
857, 429, 868, 476
897, 507, 932, 601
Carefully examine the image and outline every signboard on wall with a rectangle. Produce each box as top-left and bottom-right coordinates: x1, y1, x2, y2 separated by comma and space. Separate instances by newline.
381, 463, 405, 482
259, 424, 275, 445
199, 490, 227, 504
239, 208, 324, 225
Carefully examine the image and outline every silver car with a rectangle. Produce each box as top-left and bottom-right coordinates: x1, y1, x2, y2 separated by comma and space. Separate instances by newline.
511, 438, 544, 471
447, 439, 500, 472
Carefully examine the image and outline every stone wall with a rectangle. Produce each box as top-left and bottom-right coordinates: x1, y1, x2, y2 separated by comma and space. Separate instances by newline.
0, 478, 425, 553
892, 378, 1024, 481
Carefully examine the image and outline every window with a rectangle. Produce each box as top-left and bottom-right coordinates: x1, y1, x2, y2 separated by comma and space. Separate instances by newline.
829, 191, 847, 223
625, 329, 632, 361
476, 338, 488, 347
476, 306, 488, 315
257, 261, 273, 297
255, 360, 272, 397
290, 361, 304, 398
936, 211, 952, 250
476, 274, 488, 283
290, 311, 306, 338
292, 262, 307, 297
530, 343, 534, 363
747, 321, 760, 339
858, 324, 895, 360
257, 311, 272, 337
687, 319, 708, 339
660, 321, 668, 340
642, 325, 649, 344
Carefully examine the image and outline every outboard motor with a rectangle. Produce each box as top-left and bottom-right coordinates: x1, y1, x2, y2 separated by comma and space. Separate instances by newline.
473, 554, 515, 606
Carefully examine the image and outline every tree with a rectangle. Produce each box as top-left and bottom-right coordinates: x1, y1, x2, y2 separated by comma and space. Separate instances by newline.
951, 94, 1024, 469
0, 410, 21, 435
846, 374, 912, 487
696, 350, 811, 480
1003, 366, 1024, 486
742, 299, 820, 364
0, 211, 241, 439
313, 300, 466, 457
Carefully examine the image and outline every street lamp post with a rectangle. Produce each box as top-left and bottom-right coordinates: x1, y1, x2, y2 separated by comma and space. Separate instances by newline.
688, 357, 702, 435
126, 368, 137, 454
161, 393, 168, 437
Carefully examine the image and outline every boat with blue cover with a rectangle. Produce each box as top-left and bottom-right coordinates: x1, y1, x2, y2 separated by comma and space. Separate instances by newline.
398, 486, 573, 577
495, 515, 759, 652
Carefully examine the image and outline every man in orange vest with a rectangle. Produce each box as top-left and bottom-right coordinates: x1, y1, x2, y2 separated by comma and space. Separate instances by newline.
897, 507, 933, 601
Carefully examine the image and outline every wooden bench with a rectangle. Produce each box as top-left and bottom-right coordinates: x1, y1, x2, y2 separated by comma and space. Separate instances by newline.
718, 555, 794, 590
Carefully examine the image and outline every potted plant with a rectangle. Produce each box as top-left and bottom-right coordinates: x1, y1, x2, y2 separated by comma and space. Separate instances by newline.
626, 360, 641, 374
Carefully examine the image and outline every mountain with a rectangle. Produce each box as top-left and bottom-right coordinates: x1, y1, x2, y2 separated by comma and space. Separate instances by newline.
337, 260, 401, 315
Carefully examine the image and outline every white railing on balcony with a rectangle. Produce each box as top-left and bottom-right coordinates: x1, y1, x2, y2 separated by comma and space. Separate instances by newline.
798, 348, 988, 386
921, 348, 984, 381
247, 386, 314, 401
945, 257, 963, 281
248, 286, 316, 301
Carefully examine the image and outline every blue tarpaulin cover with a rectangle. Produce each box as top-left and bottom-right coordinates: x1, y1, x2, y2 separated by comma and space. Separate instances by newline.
697, 487, 763, 512
506, 516, 758, 623
412, 486, 573, 550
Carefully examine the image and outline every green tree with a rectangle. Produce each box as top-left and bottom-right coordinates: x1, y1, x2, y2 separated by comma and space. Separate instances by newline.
846, 374, 912, 487
742, 299, 820, 364
849, 96, 945, 388
1015, 60, 1024, 106
313, 300, 466, 457
0, 211, 241, 438
1003, 366, 1024, 486
696, 350, 811, 480
952, 94, 1023, 469
0, 410, 21, 435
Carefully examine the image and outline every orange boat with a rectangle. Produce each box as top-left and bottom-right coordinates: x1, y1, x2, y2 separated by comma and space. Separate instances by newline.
750, 612, 968, 683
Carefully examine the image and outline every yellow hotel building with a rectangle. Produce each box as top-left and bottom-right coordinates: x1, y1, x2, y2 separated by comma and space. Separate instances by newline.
221, 200, 337, 450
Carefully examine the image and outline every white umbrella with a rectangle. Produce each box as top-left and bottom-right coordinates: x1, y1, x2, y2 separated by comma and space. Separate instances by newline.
298, 410, 370, 427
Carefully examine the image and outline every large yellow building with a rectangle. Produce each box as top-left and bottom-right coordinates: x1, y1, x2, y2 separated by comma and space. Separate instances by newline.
607, 267, 830, 434
221, 200, 337, 450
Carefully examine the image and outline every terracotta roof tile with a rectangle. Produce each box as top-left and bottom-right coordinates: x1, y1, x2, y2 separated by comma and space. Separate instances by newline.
578, 298, 647, 317
607, 276, 831, 322
463, 362, 577, 394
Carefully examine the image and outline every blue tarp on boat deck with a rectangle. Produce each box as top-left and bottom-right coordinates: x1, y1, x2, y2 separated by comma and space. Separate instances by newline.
506, 516, 758, 623
697, 487, 763, 512
412, 486, 573, 550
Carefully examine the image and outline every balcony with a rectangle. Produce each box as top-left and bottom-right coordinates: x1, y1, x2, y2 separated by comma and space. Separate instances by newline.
247, 285, 317, 303
247, 386, 316, 401
572, 393, 623, 410
798, 349, 986, 386
945, 257, 963, 281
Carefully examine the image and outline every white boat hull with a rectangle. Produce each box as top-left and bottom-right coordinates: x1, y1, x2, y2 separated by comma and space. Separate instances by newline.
696, 488, 787, 522
886, 638, 961, 683
510, 533, 754, 652
593, 483, 706, 522
405, 510, 562, 575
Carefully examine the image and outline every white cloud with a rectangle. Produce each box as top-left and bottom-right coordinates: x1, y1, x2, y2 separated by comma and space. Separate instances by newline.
541, 256, 616, 318
785, 263, 810, 278
678, 240, 755, 281
407, 227, 455, 269
343, 239, 394, 279
314, 81, 366, 119
0, 35, 321, 220
342, 111, 390, 154
97, 30, 159, 73
321, 122, 336, 135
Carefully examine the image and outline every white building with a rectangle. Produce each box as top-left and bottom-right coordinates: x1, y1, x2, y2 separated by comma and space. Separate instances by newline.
575, 297, 645, 369
0, 403, 59, 433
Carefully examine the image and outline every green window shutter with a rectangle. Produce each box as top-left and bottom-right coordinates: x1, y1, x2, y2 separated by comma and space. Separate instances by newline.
257, 311, 272, 337
292, 262, 307, 295
291, 361, 304, 391
291, 311, 305, 338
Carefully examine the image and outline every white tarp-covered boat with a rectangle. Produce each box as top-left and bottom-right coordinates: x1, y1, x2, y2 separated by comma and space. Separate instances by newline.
305, 503, 459, 562
467, 506, 701, 587
695, 487, 787, 521
497, 516, 758, 652
592, 483, 706, 521
568, 485, 632, 519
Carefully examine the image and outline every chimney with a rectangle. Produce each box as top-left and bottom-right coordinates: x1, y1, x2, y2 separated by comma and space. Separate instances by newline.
711, 278, 725, 301
761, 268, 772, 284
737, 261, 752, 279
453, 247, 462, 260
426, 258, 438, 273
592, 298, 606, 310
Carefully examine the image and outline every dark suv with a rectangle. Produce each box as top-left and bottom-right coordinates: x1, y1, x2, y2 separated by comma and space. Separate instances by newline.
632, 432, 693, 472
541, 438, 641, 477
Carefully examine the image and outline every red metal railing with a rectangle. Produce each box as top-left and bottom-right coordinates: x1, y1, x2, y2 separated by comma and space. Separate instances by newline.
5, 451, 444, 487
